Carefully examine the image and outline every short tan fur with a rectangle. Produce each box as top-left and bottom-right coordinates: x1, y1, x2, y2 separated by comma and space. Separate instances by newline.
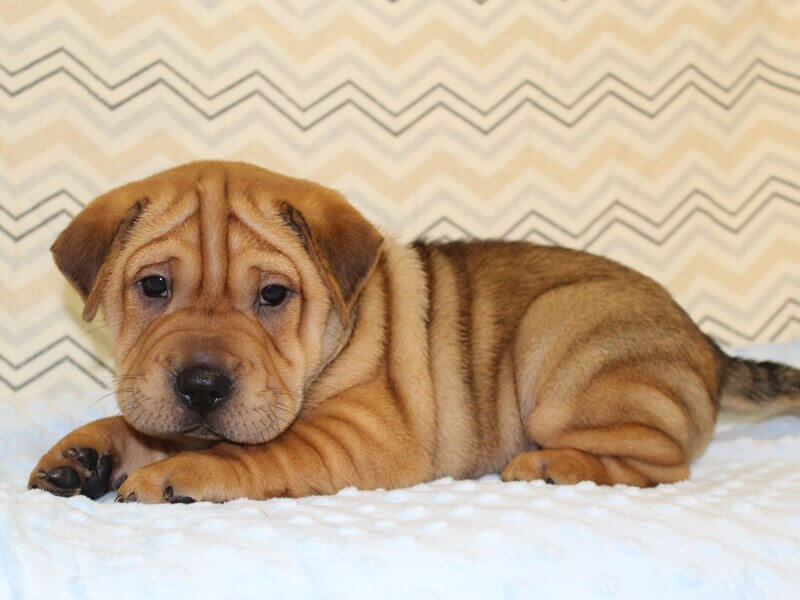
29, 161, 800, 502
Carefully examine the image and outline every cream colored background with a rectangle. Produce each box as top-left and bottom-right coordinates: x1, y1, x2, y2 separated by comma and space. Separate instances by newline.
2, 1, 800, 402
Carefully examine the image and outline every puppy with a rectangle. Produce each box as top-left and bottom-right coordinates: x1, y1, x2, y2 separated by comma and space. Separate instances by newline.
28, 161, 800, 503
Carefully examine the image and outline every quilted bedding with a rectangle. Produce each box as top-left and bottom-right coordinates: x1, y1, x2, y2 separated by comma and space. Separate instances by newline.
1, 343, 799, 600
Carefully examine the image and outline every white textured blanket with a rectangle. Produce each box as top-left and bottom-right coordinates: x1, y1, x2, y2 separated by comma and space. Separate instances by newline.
2, 344, 799, 599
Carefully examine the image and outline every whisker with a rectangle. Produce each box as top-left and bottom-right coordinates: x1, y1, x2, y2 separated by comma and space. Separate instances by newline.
258, 385, 304, 402
77, 318, 108, 338
87, 387, 134, 408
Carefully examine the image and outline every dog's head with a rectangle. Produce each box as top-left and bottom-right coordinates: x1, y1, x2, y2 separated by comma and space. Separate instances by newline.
53, 161, 382, 443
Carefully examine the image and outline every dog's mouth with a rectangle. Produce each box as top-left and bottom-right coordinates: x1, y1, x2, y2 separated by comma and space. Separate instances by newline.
181, 422, 224, 441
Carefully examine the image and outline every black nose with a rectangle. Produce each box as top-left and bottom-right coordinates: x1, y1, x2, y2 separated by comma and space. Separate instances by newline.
174, 366, 232, 414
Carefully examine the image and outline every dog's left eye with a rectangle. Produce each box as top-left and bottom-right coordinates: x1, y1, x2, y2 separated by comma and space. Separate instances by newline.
139, 275, 169, 298
259, 284, 289, 306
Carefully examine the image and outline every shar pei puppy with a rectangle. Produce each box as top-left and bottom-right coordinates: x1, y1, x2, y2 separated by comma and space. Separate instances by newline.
28, 161, 800, 502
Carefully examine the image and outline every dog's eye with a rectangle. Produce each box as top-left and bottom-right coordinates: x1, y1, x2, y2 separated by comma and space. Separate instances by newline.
139, 275, 169, 298
259, 284, 289, 306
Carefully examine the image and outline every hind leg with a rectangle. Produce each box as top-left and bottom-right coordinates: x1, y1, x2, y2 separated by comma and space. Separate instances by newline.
502, 445, 688, 487
504, 370, 705, 487
504, 280, 718, 487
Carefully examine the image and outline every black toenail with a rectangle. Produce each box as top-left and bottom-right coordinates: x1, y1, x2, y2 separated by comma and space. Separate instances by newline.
75, 448, 99, 471
49, 489, 75, 498
171, 495, 196, 504
46, 466, 80, 489
164, 485, 195, 504
545, 477, 555, 485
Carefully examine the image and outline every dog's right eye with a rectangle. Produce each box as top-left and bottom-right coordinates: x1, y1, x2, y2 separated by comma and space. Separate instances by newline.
139, 275, 169, 298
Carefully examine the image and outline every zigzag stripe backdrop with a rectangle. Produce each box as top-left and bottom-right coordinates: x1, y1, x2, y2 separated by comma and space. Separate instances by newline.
2, 0, 800, 403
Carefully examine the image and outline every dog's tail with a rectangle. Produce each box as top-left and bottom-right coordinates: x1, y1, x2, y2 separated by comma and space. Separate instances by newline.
715, 343, 800, 417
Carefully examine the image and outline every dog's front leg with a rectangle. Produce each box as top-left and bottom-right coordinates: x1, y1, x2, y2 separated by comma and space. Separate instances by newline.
115, 383, 430, 503
28, 416, 195, 498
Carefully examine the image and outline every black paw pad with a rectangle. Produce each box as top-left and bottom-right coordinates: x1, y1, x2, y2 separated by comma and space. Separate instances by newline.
80, 454, 112, 499
46, 466, 80, 489
63, 447, 99, 471
164, 485, 195, 504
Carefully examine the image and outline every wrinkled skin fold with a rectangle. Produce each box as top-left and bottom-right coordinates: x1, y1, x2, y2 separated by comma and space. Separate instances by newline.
28, 161, 800, 503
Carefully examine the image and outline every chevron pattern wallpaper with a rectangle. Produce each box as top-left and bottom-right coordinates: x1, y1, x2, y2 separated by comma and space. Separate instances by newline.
2, 1, 800, 404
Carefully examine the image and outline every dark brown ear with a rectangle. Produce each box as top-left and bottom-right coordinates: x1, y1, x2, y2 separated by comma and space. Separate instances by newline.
278, 191, 383, 320
51, 190, 146, 321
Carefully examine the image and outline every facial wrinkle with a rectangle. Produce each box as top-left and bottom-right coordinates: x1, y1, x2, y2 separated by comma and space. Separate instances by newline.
197, 171, 230, 302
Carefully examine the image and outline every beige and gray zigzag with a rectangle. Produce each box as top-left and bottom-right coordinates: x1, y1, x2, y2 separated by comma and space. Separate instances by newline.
3, 2, 799, 62
8, 101, 799, 173
5, 30, 800, 98
0, 336, 113, 391
5, 0, 796, 32
3, 51, 800, 134
183, 0, 760, 28
5, 122, 800, 196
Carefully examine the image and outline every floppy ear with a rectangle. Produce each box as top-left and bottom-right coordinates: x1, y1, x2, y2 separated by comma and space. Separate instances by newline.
278, 191, 383, 320
51, 190, 146, 321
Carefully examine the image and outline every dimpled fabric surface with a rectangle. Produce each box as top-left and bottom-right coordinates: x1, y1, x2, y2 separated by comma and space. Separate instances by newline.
1, 344, 799, 600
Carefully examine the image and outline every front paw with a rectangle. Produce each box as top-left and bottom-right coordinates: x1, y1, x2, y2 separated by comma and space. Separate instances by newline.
29, 446, 113, 499
115, 454, 222, 504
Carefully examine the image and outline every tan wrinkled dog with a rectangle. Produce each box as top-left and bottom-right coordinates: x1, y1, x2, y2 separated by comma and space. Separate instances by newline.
29, 161, 800, 503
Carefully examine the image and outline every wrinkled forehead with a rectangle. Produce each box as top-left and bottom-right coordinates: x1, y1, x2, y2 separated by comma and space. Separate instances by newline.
117, 165, 306, 278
